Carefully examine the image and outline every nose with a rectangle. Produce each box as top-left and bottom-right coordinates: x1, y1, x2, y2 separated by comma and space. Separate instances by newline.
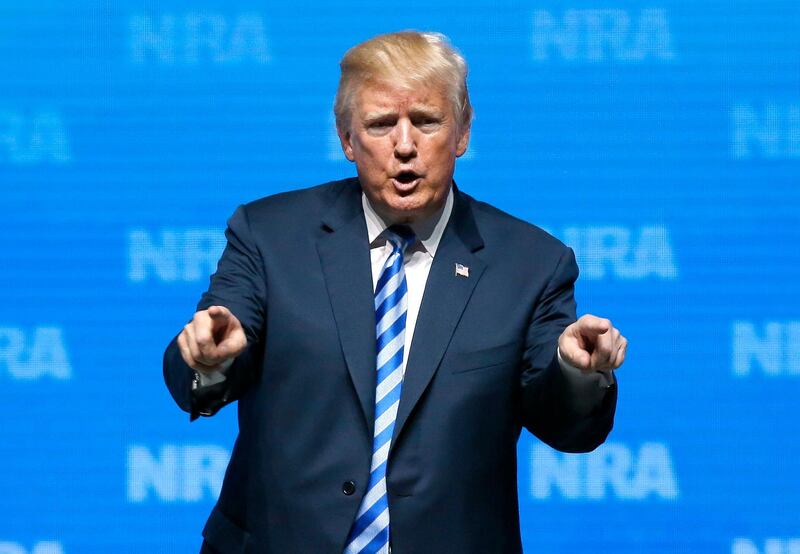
393, 119, 416, 160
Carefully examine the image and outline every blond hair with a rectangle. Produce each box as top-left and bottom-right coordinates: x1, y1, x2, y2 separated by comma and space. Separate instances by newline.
334, 31, 473, 133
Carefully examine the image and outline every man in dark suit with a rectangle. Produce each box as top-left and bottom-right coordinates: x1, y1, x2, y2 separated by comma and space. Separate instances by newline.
164, 31, 626, 553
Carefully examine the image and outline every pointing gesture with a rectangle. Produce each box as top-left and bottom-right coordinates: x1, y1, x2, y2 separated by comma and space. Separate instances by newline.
558, 314, 627, 373
177, 305, 247, 374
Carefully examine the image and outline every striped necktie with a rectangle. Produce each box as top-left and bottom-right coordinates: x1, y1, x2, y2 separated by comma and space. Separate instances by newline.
344, 225, 416, 554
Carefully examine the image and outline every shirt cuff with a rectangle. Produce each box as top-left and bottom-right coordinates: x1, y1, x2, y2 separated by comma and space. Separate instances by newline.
192, 358, 233, 389
195, 370, 227, 388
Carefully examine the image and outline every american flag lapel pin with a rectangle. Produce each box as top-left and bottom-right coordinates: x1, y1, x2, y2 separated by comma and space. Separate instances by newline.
454, 263, 469, 278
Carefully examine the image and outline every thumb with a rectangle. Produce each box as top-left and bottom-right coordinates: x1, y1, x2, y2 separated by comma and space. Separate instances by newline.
217, 332, 247, 358
566, 348, 591, 370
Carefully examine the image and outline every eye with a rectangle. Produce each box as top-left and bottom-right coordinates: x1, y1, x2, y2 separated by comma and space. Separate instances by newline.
414, 116, 442, 131
365, 119, 395, 134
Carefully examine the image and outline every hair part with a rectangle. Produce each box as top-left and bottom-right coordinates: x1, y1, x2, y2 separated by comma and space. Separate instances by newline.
334, 31, 473, 135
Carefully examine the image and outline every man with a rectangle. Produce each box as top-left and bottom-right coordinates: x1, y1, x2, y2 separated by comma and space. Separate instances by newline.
164, 31, 626, 553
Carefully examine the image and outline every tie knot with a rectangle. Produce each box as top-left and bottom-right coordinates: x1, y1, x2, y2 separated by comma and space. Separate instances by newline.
385, 225, 416, 252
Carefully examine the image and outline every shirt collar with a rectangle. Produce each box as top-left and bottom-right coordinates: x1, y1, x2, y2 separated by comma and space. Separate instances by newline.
362, 185, 454, 258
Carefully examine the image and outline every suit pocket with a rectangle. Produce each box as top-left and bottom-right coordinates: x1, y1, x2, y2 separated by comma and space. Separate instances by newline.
203, 505, 250, 553
449, 340, 521, 374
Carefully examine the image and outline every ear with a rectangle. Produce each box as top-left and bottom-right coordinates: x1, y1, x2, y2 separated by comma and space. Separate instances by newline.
455, 124, 471, 158
337, 126, 355, 162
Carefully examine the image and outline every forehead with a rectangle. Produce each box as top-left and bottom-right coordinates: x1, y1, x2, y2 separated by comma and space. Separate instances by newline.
354, 80, 450, 114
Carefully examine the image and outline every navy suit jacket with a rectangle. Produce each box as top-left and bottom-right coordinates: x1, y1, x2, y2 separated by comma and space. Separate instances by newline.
163, 178, 617, 553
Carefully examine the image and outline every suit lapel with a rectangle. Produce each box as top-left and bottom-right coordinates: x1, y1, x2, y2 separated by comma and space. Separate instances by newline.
391, 187, 486, 449
316, 180, 376, 431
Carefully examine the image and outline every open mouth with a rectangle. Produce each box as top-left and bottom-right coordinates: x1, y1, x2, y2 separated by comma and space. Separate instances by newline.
393, 171, 421, 185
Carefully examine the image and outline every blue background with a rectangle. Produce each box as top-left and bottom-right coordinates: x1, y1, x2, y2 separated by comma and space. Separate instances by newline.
1, 1, 799, 552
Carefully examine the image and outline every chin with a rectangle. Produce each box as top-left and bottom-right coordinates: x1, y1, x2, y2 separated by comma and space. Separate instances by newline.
387, 202, 433, 223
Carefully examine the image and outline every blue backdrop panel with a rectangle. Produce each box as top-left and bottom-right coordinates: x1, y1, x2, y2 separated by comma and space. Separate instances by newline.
1, 1, 798, 553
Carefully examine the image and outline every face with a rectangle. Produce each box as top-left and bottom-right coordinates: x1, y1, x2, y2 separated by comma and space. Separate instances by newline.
338, 80, 470, 223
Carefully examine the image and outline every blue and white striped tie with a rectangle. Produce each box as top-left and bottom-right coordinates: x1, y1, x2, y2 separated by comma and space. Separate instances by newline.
344, 225, 415, 554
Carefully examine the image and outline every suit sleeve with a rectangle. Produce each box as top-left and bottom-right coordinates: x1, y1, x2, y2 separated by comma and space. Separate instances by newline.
519, 246, 617, 453
163, 204, 267, 420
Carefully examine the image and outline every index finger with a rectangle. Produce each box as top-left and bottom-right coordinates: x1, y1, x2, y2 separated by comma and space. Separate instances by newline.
207, 305, 232, 320
577, 314, 612, 336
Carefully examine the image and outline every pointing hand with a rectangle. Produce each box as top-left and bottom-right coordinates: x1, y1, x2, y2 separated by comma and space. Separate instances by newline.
558, 314, 627, 373
177, 305, 247, 374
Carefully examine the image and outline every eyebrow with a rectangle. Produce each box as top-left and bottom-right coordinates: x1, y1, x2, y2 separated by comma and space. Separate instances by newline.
409, 106, 444, 118
363, 110, 396, 122
362, 105, 444, 121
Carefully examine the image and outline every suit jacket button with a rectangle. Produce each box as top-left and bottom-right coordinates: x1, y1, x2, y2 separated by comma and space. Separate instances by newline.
342, 481, 356, 496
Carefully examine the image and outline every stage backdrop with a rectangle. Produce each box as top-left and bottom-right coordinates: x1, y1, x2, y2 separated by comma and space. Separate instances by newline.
1, 1, 799, 553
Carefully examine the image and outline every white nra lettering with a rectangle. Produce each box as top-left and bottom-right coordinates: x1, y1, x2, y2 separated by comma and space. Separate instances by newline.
128, 228, 225, 283
0, 110, 71, 165
530, 442, 679, 501
127, 444, 230, 503
732, 321, 800, 377
532, 9, 675, 62
0, 542, 64, 554
0, 327, 71, 381
541, 225, 677, 280
731, 102, 800, 160
130, 13, 270, 65
732, 538, 800, 554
